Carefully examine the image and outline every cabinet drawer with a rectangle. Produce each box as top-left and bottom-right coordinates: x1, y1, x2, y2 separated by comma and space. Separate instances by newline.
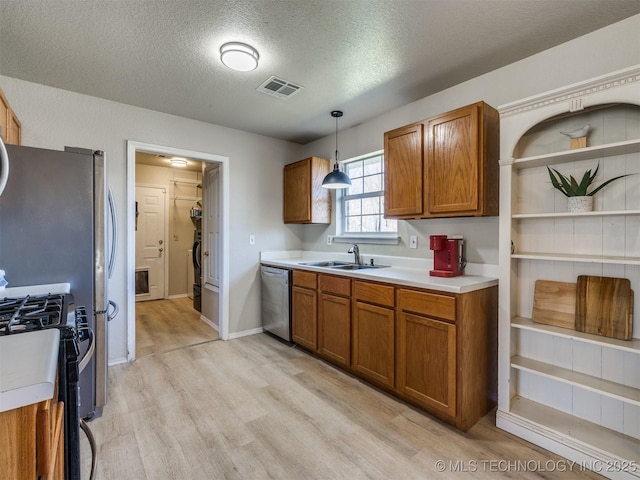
354, 281, 394, 307
398, 289, 456, 321
293, 270, 316, 289
318, 275, 351, 296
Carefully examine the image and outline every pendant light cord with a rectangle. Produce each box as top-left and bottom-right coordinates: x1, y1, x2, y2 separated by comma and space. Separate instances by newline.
335, 114, 339, 164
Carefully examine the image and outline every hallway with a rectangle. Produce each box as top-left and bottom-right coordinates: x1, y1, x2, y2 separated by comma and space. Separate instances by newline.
135, 297, 219, 357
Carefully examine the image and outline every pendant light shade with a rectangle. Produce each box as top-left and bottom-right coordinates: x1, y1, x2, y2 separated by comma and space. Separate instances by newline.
322, 110, 351, 189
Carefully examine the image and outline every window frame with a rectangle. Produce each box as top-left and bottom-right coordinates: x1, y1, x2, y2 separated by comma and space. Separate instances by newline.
333, 150, 399, 245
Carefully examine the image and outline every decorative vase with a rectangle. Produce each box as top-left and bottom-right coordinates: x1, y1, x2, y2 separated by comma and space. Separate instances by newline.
567, 196, 593, 213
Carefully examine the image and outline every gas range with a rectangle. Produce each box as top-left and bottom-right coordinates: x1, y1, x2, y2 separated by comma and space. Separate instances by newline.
0, 293, 69, 334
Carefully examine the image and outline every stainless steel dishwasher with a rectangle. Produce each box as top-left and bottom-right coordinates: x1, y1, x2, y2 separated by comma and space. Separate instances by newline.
260, 265, 292, 342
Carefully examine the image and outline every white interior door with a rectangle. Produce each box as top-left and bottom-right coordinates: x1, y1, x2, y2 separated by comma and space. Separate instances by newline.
203, 165, 220, 287
135, 185, 166, 301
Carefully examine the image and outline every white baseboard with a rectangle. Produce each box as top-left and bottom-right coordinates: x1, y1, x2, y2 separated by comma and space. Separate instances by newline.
199, 314, 219, 332
167, 293, 189, 299
108, 356, 129, 366
228, 327, 264, 340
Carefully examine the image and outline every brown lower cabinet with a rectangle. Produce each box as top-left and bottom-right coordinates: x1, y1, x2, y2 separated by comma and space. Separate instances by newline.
287, 266, 497, 431
0, 398, 65, 480
291, 270, 318, 350
352, 281, 395, 388
317, 275, 351, 367
396, 289, 457, 418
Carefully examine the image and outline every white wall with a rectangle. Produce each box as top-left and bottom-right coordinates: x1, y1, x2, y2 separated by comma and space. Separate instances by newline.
299, 14, 640, 264
0, 77, 303, 363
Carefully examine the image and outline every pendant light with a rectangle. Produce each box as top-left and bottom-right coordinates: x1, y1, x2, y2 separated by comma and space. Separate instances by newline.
322, 110, 351, 189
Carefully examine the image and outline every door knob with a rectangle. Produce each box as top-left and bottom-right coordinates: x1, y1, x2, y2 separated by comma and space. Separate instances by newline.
159, 247, 164, 253
203, 251, 209, 256
159, 239, 164, 245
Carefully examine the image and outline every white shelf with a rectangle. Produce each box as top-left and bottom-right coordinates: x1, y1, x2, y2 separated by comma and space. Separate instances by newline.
173, 195, 202, 202
513, 210, 640, 219
508, 396, 640, 466
511, 355, 640, 406
511, 317, 640, 354
173, 178, 201, 186
511, 138, 640, 170
511, 252, 640, 265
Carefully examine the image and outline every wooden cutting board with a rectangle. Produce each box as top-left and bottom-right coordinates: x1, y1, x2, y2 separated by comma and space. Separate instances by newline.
532, 280, 577, 329
575, 275, 633, 340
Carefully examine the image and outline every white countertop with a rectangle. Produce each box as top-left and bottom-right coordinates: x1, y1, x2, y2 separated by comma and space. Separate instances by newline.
260, 251, 498, 294
0, 329, 60, 412
1, 282, 70, 298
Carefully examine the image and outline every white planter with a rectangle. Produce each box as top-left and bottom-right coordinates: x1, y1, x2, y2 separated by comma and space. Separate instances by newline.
567, 196, 593, 213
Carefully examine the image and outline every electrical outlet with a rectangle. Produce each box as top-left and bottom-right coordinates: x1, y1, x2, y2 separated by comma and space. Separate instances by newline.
249, 234, 255, 245
173, 234, 179, 241
326, 235, 332, 246
409, 235, 418, 249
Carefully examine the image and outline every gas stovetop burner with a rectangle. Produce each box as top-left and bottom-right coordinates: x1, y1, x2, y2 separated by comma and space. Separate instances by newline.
0, 293, 65, 334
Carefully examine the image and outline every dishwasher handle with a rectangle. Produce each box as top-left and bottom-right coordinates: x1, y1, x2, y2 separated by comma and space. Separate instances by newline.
261, 266, 290, 282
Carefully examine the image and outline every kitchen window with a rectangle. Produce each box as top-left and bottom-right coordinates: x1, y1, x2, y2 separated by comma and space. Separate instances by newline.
335, 152, 398, 244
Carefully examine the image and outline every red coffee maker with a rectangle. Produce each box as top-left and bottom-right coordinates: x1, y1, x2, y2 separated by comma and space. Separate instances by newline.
429, 235, 464, 277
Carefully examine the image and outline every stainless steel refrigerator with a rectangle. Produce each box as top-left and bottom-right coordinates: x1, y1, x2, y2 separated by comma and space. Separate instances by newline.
0, 144, 117, 419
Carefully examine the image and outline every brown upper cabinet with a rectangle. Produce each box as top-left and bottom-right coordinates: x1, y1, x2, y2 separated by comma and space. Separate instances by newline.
384, 101, 498, 219
283, 157, 331, 224
0, 87, 22, 145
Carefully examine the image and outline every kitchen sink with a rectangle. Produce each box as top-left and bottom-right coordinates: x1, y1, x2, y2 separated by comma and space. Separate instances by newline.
330, 263, 390, 270
299, 260, 352, 267
298, 260, 390, 270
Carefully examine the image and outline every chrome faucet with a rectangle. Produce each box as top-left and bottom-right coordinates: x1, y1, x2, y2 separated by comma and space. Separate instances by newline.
348, 243, 361, 265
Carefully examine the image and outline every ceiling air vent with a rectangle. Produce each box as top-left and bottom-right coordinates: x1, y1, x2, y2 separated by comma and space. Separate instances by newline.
257, 76, 303, 100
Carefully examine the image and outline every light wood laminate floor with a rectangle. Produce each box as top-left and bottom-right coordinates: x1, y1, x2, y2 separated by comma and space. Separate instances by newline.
135, 297, 219, 358
81, 334, 603, 479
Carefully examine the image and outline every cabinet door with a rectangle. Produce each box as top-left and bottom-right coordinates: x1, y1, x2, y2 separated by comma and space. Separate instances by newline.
384, 123, 423, 217
283, 157, 330, 224
291, 285, 317, 351
7, 108, 21, 145
352, 300, 395, 387
0, 89, 9, 142
318, 293, 351, 367
397, 312, 456, 417
426, 103, 480, 215
0, 403, 38, 478
284, 159, 312, 223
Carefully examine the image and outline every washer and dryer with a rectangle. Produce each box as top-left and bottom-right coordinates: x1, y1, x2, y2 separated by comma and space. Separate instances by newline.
192, 229, 202, 312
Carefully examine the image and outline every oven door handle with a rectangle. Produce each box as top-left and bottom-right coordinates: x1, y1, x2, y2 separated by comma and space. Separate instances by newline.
79, 326, 95, 373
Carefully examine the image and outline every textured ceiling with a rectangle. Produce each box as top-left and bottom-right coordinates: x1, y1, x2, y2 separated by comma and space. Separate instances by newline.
1, 0, 639, 144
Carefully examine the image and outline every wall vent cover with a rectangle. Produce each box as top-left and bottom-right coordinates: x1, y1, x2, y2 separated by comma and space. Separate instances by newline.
256, 76, 303, 100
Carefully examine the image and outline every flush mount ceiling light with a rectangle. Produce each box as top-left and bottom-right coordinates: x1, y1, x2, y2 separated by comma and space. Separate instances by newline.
322, 111, 351, 189
170, 157, 188, 167
220, 42, 259, 72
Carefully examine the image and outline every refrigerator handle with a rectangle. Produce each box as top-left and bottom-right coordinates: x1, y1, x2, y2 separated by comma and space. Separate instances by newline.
107, 187, 117, 279
107, 299, 119, 321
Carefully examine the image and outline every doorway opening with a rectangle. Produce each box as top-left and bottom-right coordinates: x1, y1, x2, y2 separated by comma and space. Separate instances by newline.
126, 141, 230, 361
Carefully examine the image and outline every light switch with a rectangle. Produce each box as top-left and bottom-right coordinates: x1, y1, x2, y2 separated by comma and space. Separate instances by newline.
249, 235, 255, 245
409, 235, 418, 249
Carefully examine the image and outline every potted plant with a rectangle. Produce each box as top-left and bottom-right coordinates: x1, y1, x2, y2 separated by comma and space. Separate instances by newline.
547, 163, 632, 212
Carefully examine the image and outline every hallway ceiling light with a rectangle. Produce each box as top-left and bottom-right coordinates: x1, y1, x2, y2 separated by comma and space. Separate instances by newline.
322, 111, 351, 189
170, 157, 188, 167
220, 42, 259, 72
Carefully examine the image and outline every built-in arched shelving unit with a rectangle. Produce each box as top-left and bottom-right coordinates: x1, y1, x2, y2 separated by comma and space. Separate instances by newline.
497, 66, 640, 479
